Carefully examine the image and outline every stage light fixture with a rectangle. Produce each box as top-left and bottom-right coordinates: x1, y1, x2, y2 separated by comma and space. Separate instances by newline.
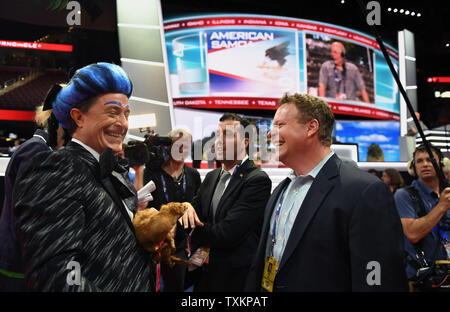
399, 9, 404, 13
405, 10, 410, 15
411, 12, 415, 16
387, 8, 392, 11
393, 8, 398, 12
417, 13, 421, 17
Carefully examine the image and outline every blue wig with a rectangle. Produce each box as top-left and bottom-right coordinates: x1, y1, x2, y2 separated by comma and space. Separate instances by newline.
52, 62, 133, 129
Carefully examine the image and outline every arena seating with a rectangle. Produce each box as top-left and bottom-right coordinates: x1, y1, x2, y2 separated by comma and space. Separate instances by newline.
0, 66, 32, 85
0, 70, 66, 110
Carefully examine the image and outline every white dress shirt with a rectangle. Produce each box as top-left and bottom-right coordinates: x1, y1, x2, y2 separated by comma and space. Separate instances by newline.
266, 151, 334, 261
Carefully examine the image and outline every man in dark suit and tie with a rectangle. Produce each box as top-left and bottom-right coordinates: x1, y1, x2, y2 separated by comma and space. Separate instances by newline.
188, 113, 272, 292
245, 93, 408, 292
13, 63, 155, 291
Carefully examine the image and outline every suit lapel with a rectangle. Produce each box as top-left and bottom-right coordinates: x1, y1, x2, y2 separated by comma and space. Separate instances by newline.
66, 141, 98, 175
111, 171, 138, 213
101, 175, 135, 234
278, 155, 340, 271
204, 168, 221, 221
66, 141, 136, 234
214, 159, 255, 221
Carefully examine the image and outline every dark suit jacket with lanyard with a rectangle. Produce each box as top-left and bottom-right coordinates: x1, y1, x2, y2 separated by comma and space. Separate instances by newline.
144, 164, 201, 291
144, 164, 201, 255
190, 158, 272, 292
13, 141, 155, 291
245, 154, 408, 292
0, 129, 50, 290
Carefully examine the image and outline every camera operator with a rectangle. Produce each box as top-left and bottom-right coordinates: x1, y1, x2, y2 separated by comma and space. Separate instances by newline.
394, 144, 450, 290
143, 128, 202, 292
118, 143, 145, 191
116, 143, 148, 212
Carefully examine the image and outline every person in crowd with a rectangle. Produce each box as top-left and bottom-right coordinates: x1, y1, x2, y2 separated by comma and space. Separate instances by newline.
381, 168, 404, 194
318, 41, 370, 103
8, 139, 21, 154
366, 143, 384, 162
245, 93, 407, 292
188, 113, 272, 292
368, 168, 380, 178
0, 100, 64, 291
13, 62, 157, 291
406, 112, 428, 136
442, 157, 450, 182
394, 144, 450, 283
191, 138, 202, 169
443, 157, 450, 237
118, 142, 145, 192
191, 131, 221, 169
115, 143, 149, 213
143, 128, 202, 292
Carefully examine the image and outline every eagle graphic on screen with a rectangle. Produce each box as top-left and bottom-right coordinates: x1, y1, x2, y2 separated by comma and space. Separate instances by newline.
265, 41, 290, 67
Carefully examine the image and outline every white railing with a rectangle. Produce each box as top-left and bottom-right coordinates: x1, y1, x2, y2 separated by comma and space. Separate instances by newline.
0, 157, 409, 191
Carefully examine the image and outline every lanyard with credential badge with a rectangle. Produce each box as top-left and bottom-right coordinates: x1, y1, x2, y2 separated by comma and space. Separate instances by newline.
334, 65, 346, 95
262, 184, 288, 293
160, 173, 186, 203
432, 226, 448, 241
269, 186, 288, 258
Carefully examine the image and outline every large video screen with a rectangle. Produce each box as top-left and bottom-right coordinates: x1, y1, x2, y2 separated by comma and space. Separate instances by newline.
334, 120, 401, 161
164, 14, 400, 120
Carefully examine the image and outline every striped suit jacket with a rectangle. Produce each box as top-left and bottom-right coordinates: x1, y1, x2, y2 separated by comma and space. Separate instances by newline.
14, 141, 155, 291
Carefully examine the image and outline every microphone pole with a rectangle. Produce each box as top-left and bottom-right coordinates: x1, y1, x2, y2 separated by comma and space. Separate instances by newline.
356, 0, 449, 192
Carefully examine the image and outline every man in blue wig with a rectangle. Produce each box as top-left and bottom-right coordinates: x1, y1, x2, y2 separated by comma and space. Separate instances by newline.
13, 63, 156, 291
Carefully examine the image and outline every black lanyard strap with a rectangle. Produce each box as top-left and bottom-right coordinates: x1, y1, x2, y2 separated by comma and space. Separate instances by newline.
160, 171, 186, 203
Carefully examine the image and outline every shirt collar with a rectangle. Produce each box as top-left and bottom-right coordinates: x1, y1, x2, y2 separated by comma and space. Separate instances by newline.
413, 179, 437, 197
288, 151, 334, 181
309, 151, 334, 178
222, 154, 249, 176
71, 138, 100, 162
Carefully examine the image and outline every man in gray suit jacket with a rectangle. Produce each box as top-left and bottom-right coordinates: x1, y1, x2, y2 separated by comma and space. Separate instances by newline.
245, 94, 408, 292
14, 63, 155, 291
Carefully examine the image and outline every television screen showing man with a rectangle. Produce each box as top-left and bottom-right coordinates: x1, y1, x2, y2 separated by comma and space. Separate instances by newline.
318, 41, 370, 103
